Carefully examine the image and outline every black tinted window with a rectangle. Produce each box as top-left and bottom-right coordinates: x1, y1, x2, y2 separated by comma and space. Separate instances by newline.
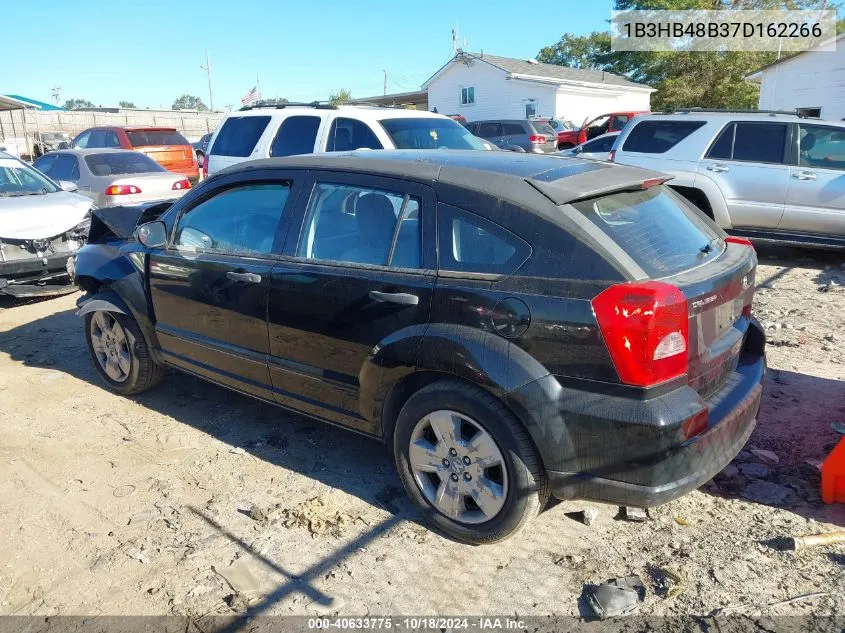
476, 122, 501, 138
51, 155, 80, 181
707, 124, 734, 159
502, 123, 526, 135
175, 184, 290, 255
571, 187, 721, 278
86, 130, 108, 147
210, 116, 270, 157
270, 116, 321, 157
127, 130, 189, 147
584, 135, 615, 152
732, 123, 787, 164
85, 152, 164, 175
438, 204, 530, 275
622, 120, 706, 153
326, 118, 383, 151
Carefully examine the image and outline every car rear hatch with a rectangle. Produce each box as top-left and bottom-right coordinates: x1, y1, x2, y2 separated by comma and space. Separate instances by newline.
530, 167, 757, 397
529, 120, 560, 152
127, 129, 194, 170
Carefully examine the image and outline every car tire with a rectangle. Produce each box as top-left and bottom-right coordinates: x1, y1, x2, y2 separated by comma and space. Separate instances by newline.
84, 310, 164, 396
393, 379, 549, 544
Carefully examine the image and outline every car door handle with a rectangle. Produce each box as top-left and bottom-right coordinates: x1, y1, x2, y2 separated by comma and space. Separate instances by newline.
226, 271, 262, 284
706, 164, 730, 173
793, 171, 817, 181
369, 290, 419, 306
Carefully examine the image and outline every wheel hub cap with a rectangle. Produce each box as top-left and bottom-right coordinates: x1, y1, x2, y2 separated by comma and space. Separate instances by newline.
408, 409, 508, 525
89, 312, 131, 383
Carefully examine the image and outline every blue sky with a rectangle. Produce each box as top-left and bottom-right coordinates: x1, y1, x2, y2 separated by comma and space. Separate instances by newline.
5, 0, 613, 110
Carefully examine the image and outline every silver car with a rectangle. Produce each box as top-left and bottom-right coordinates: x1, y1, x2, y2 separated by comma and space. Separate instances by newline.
33, 149, 192, 208
558, 132, 619, 161
610, 111, 845, 248
0, 151, 92, 297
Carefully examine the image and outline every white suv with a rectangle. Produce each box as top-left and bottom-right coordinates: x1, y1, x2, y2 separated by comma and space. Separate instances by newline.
205, 104, 489, 177
610, 110, 845, 248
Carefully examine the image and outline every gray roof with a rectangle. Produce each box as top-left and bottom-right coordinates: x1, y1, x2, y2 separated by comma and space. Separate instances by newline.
438, 52, 652, 90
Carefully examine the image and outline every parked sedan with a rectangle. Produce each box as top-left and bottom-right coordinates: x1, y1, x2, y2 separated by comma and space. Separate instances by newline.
73, 150, 765, 544
558, 132, 620, 161
72, 126, 199, 181
34, 149, 192, 207
0, 151, 92, 297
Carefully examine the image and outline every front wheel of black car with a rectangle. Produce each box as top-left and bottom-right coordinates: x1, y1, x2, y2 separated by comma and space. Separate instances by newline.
85, 311, 164, 396
393, 379, 549, 544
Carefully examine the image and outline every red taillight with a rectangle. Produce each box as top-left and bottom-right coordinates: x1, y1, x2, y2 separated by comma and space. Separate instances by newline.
172, 179, 191, 191
529, 134, 546, 144
725, 235, 754, 249
202, 158, 208, 179
105, 184, 141, 196
607, 149, 616, 163
592, 281, 689, 388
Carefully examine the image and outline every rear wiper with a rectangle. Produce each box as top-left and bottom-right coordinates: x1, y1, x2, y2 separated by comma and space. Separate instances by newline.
699, 237, 720, 254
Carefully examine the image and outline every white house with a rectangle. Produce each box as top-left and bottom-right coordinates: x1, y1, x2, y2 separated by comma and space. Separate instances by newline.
746, 34, 845, 119
423, 51, 654, 124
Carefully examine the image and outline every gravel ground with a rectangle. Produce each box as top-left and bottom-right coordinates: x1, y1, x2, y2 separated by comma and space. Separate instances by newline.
0, 244, 843, 621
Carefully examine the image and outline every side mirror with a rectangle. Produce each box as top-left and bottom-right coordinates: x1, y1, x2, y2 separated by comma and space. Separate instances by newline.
59, 180, 78, 192
135, 221, 167, 248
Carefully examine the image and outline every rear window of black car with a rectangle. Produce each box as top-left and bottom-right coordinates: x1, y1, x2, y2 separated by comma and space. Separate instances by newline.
622, 120, 706, 153
127, 130, 189, 147
210, 116, 271, 157
85, 152, 164, 175
571, 187, 721, 278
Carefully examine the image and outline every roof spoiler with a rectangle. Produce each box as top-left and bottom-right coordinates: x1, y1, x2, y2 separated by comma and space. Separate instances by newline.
525, 163, 673, 205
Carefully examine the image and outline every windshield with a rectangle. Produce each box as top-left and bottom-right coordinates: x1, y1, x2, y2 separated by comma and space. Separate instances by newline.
380, 118, 487, 150
571, 186, 722, 278
85, 152, 165, 175
0, 157, 60, 196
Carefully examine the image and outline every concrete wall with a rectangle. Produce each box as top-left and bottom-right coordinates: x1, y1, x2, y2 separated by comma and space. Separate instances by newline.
427, 57, 652, 123
757, 46, 845, 120
0, 108, 225, 145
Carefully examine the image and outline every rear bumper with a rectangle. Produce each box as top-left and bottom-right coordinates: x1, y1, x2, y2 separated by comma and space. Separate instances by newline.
506, 318, 766, 507
167, 164, 200, 180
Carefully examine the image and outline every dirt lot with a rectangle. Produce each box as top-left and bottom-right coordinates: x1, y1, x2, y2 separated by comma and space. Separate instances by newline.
0, 245, 843, 621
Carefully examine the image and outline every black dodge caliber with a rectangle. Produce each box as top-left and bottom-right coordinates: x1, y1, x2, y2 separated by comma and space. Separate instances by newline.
73, 150, 765, 544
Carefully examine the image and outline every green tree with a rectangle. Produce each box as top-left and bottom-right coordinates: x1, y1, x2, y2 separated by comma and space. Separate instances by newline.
63, 98, 94, 110
172, 94, 208, 111
118, 100, 136, 108
328, 89, 352, 106
537, 0, 832, 111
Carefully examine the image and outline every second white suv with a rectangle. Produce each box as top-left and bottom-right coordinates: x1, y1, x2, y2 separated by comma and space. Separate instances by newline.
205, 104, 489, 177
610, 110, 845, 248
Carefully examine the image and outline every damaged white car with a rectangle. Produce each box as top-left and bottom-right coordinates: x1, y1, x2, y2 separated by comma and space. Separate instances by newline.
0, 151, 93, 297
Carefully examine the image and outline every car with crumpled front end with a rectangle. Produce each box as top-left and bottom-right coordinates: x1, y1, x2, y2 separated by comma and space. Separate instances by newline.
71, 150, 765, 544
0, 151, 92, 297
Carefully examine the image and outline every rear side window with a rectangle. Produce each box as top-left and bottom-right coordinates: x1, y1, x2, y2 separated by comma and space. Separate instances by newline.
210, 116, 270, 157
502, 123, 525, 135
476, 122, 501, 138
51, 155, 81, 181
732, 123, 787, 164
707, 124, 735, 159
438, 204, 530, 276
570, 187, 721, 278
270, 116, 321, 157
326, 118, 383, 151
127, 130, 189, 147
622, 120, 706, 153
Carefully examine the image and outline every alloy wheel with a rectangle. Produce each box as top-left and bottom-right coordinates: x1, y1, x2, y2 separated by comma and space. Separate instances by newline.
408, 410, 508, 524
89, 312, 131, 383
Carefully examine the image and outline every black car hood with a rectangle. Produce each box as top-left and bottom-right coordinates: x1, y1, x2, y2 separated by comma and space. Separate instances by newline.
91, 201, 174, 240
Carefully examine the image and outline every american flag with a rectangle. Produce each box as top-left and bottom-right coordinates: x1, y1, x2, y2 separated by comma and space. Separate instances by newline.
241, 85, 260, 106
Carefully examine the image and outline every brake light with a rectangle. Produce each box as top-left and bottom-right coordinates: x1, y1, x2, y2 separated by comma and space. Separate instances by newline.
105, 184, 141, 195
725, 235, 754, 249
172, 179, 191, 191
528, 134, 546, 144
641, 177, 667, 189
607, 149, 616, 163
592, 281, 689, 387
202, 157, 208, 179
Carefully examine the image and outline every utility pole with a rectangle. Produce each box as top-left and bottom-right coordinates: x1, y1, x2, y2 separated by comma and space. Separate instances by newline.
200, 50, 214, 111
383, 70, 388, 96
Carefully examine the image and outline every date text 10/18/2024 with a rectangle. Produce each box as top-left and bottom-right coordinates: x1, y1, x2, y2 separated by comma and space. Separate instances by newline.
308, 617, 526, 630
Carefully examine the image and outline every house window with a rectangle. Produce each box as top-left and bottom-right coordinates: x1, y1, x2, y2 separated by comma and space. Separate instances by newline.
460, 86, 475, 105
525, 99, 537, 118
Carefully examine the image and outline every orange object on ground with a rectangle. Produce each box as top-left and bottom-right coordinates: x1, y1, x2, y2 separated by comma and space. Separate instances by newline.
821, 436, 845, 504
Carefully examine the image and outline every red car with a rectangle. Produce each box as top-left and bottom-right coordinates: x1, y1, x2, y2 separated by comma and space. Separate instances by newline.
71, 126, 199, 181
556, 111, 648, 150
